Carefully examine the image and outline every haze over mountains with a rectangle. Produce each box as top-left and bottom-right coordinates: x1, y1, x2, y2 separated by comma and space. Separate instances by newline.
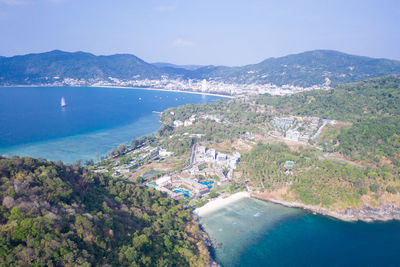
0, 50, 399, 88
151, 62, 204, 71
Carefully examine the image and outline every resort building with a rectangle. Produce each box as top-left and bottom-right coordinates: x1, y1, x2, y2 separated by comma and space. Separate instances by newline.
159, 148, 173, 157
173, 120, 184, 127
181, 179, 210, 195
155, 176, 171, 187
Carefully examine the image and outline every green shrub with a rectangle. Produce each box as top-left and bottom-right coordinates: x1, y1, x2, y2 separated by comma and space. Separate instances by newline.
386, 185, 397, 194
359, 187, 367, 195
369, 183, 379, 193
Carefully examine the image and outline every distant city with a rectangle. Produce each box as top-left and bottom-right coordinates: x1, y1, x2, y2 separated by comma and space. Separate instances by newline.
40, 77, 331, 96
2, 49, 398, 97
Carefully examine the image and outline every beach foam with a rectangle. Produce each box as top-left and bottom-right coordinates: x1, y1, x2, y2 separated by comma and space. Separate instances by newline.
194, 192, 250, 216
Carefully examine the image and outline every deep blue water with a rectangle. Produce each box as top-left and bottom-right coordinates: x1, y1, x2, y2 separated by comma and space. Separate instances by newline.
0, 86, 223, 162
200, 198, 400, 267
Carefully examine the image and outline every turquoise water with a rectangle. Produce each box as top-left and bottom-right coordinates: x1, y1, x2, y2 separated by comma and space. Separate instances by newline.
199, 198, 400, 267
0, 86, 222, 163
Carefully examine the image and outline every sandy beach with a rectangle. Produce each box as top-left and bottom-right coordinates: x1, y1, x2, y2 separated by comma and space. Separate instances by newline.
194, 192, 250, 216
91, 85, 234, 99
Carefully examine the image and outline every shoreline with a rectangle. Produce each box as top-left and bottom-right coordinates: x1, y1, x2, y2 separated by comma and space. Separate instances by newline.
194, 191, 400, 223
251, 193, 400, 223
251, 195, 358, 222
193, 192, 250, 217
0, 84, 234, 99
91, 85, 234, 99
194, 191, 400, 267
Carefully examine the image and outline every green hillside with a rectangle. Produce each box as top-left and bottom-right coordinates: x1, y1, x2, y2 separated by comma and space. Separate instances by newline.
0, 156, 208, 266
0, 50, 166, 85
256, 75, 400, 162
191, 50, 400, 86
256, 75, 400, 121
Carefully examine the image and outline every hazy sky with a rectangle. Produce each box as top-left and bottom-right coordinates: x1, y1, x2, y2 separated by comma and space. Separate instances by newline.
0, 0, 399, 65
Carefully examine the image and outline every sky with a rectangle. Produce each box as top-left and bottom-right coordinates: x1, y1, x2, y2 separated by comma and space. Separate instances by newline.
0, 0, 399, 66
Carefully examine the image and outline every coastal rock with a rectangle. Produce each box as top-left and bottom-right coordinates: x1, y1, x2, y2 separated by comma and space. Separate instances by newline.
343, 205, 400, 222
251, 194, 400, 222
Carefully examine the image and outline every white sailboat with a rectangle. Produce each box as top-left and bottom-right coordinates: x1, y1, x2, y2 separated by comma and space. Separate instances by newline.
60, 97, 66, 107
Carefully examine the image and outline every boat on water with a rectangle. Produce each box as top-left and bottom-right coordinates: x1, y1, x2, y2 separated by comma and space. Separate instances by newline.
60, 97, 66, 107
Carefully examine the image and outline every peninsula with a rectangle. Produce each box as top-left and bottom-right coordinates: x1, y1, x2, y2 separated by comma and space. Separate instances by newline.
90, 75, 400, 223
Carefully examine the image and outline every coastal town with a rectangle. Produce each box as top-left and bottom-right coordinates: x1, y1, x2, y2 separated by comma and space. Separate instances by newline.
94, 141, 242, 202
37, 76, 331, 97
146, 144, 240, 200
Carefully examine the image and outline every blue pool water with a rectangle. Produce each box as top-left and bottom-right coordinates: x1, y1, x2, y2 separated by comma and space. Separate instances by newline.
0, 86, 223, 163
200, 180, 214, 188
199, 198, 400, 267
174, 189, 190, 197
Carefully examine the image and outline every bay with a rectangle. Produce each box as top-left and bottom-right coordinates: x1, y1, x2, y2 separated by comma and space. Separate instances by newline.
0, 86, 223, 163
199, 198, 400, 267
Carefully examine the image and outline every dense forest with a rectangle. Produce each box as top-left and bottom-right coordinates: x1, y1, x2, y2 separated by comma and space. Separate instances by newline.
337, 117, 400, 165
256, 75, 400, 121
0, 156, 209, 266
238, 142, 399, 208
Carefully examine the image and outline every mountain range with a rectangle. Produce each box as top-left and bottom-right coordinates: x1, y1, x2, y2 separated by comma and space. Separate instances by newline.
151, 62, 204, 71
1, 49, 399, 87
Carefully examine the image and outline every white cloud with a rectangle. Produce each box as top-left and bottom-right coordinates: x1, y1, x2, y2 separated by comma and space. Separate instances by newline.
172, 38, 194, 48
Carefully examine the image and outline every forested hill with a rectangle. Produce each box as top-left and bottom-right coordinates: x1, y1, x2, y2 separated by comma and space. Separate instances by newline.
257, 75, 400, 166
0, 50, 166, 85
1, 49, 399, 87
256, 75, 400, 121
190, 50, 400, 86
0, 156, 209, 266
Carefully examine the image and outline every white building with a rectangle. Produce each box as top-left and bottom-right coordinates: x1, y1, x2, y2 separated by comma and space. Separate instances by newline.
155, 176, 172, 187
159, 149, 173, 157
201, 79, 208, 92
285, 129, 300, 141
232, 152, 241, 158
206, 149, 217, 161
189, 115, 196, 122
184, 120, 193, 126
173, 120, 184, 127
217, 153, 228, 162
197, 146, 207, 154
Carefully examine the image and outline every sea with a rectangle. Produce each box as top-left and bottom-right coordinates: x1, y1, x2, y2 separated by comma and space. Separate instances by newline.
0, 86, 223, 163
199, 198, 400, 267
